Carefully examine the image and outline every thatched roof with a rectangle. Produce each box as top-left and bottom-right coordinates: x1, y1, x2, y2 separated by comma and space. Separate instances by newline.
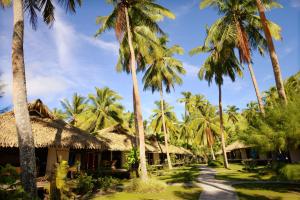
216, 140, 252, 154
0, 100, 103, 149
96, 126, 192, 155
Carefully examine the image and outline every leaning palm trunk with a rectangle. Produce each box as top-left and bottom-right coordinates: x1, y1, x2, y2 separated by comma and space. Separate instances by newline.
125, 7, 148, 180
255, 0, 287, 104
218, 84, 229, 168
210, 145, 216, 161
12, 0, 37, 195
247, 63, 265, 115
160, 88, 172, 169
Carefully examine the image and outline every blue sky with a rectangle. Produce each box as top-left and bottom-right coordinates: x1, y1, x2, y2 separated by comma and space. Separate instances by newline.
0, 0, 299, 120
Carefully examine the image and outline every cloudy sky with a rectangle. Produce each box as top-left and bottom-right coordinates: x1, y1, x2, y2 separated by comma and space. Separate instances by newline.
0, 0, 299, 119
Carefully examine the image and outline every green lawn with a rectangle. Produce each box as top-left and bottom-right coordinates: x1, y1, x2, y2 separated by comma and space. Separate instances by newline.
94, 185, 201, 200
235, 183, 300, 200
93, 165, 202, 200
214, 163, 276, 181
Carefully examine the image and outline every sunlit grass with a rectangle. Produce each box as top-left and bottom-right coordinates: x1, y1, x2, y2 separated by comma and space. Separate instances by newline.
235, 183, 300, 200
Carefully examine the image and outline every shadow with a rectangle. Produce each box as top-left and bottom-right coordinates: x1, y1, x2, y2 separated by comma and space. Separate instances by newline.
158, 165, 200, 183
236, 191, 281, 200
173, 189, 201, 200
234, 183, 300, 193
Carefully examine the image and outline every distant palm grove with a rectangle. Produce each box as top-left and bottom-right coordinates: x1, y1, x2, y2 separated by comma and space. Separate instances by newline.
0, 0, 299, 198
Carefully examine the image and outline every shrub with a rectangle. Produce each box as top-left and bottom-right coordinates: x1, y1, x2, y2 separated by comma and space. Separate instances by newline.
0, 164, 19, 184
126, 178, 166, 193
242, 160, 257, 171
95, 176, 119, 191
0, 186, 31, 200
279, 164, 300, 181
76, 173, 94, 194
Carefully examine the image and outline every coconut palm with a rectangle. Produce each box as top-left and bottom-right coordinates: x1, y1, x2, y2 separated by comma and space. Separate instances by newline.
200, 0, 283, 115
95, 0, 175, 180
190, 103, 220, 160
143, 36, 185, 169
76, 87, 124, 133
150, 100, 178, 150
61, 93, 87, 125
255, 0, 287, 104
52, 108, 67, 120
226, 105, 239, 124
190, 27, 243, 168
179, 115, 193, 149
8, 0, 81, 194
178, 91, 193, 117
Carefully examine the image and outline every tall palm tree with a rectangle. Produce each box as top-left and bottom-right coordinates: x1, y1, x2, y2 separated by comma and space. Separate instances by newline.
61, 93, 87, 125
200, 0, 282, 115
143, 37, 185, 169
76, 87, 124, 133
255, 0, 287, 104
52, 108, 67, 120
9, 0, 81, 194
150, 100, 178, 155
190, 103, 220, 160
226, 105, 239, 124
95, 0, 175, 180
190, 27, 243, 168
178, 91, 193, 118
179, 115, 193, 149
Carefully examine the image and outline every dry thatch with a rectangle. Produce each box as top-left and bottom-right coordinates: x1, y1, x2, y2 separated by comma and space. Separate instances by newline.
216, 140, 252, 154
0, 100, 103, 149
96, 125, 192, 155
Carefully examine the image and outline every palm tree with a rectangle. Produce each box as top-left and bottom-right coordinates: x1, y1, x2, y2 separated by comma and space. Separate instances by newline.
200, 0, 282, 115
179, 115, 193, 149
190, 27, 243, 168
9, 0, 81, 194
52, 108, 67, 120
143, 37, 185, 169
61, 93, 87, 125
255, 0, 287, 103
178, 91, 193, 118
150, 100, 178, 158
76, 87, 124, 133
190, 103, 220, 161
95, 0, 175, 180
226, 105, 239, 124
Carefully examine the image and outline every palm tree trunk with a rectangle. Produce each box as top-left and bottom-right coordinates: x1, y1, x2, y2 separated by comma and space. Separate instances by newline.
124, 6, 148, 180
160, 88, 172, 169
210, 145, 216, 161
12, 0, 37, 195
247, 63, 265, 115
255, 0, 287, 104
218, 84, 229, 168
133, 87, 139, 147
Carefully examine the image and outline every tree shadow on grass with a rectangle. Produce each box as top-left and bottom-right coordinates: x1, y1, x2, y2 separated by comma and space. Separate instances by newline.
173, 188, 201, 200
236, 192, 281, 200
235, 183, 300, 193
157, 166, 200, 183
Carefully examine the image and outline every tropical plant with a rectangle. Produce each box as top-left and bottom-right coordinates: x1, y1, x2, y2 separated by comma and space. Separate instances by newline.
61, 93, 87, 125
190, 25, 243, 168
178, 91, 193, 117
8, 0, 81, 195
200, 0, 282, 115
95, 0, 175, 180
143, 36, 185, 169
226, 105, 239, 124
255, 0, 287, 103
52, 108, 67, 120
76, 87, 124, 133
150, 100, 178, 158
190, 102, 220, 160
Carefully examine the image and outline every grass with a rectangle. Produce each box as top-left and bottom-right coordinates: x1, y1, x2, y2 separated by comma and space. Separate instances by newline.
235, 183, 300, 200
92, 165, 202, 200
93, 185, 201, 200
214, 163, 277, 181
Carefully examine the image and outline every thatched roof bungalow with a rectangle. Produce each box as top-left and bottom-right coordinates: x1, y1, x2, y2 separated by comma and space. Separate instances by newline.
0, 99, 103, 175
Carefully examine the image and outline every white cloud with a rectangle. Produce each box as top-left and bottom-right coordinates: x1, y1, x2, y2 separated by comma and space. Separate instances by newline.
174, 0, 198, 17
183, 62, 199, 77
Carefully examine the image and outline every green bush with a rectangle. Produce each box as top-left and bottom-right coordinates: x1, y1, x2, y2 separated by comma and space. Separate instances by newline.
279, 164, 300, 181
0, 164, 19, 184
126, 178, 166, 193
0, 186, 31, 200
76, 173, 94, 194
95, 176, 119, 191
242, 160, 257, 171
